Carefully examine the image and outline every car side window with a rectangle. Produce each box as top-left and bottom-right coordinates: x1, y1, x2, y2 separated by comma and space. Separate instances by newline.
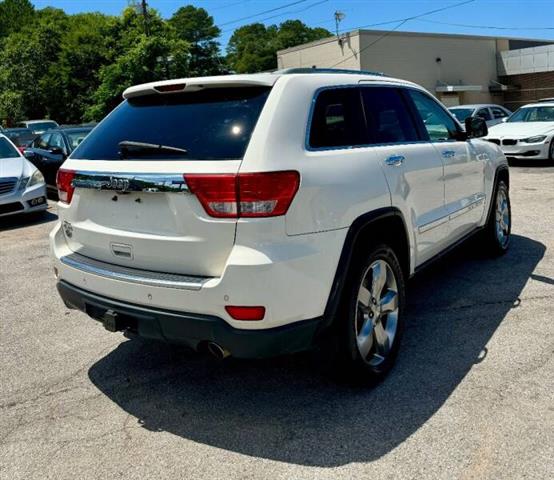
36, 134, 51, 149
309, 87, 367, 148
407, 90, 459, 142
476, 108, 492, 121
48, 133, 65, 151
361, 87, 418, 144
491, 107, 508, 119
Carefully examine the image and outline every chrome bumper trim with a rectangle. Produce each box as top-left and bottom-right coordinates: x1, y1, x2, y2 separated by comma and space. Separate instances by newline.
60, 252, 210, 290
72, 172, 189, 194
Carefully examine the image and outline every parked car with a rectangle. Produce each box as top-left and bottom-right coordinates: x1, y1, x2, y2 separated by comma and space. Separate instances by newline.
50, 69, 510, 383
17, 119, 59, 135
24, 126, 93, 192
485, 102, 554, 161
3, 128, 37, 153
449, 104, 512, 128
0, 134, 47, 218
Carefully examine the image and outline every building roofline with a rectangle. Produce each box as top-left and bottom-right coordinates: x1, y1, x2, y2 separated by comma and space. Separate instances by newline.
277, 28, 554, 55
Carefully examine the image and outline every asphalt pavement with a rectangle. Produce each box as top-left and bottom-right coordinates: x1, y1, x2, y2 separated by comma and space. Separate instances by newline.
1, 164, 553, 480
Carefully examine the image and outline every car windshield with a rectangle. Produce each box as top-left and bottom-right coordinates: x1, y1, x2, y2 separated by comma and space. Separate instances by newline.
448, 108, 475, 122
72, 87, 271, 161
0, 137, 21, 158
66, 129, 92, 150
507, 106, 554, 122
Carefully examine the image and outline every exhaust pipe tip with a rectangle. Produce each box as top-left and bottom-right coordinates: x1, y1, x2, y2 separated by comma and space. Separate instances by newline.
206, 342, 231, 360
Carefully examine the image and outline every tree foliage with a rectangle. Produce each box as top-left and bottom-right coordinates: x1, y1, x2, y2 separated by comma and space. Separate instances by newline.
0, 1, 330, 124
227, 20, 330, 73
169, 5, 222, 76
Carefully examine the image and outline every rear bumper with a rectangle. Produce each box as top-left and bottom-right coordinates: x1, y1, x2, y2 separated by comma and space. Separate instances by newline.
57, 280, 322, 358
50, 219, 347, 330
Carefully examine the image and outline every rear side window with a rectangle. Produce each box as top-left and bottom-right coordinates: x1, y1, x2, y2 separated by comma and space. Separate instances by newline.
72, 87, 271, 161
361, 88, 418, 144
491, 107, 509, 119
0, 137, 21, 158
476, 108, 492, 121
309, 88, 367, 148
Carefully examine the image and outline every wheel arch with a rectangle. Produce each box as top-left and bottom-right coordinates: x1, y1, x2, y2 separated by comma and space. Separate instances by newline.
485, 165, 510, 226
319, 207, 411, 332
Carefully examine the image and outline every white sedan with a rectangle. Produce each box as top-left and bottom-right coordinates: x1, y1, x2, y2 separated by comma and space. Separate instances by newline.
486, 102, 554, 161
0, 134, 48, 218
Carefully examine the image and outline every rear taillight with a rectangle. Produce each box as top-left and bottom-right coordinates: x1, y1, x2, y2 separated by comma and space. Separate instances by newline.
56, 169, 76, 204
185, 171, 300, 218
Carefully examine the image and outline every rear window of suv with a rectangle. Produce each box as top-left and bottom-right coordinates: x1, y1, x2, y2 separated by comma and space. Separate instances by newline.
72, 87, 271, 161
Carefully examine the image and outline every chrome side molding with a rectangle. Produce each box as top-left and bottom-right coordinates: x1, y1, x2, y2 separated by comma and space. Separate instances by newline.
72, 172, 189, 194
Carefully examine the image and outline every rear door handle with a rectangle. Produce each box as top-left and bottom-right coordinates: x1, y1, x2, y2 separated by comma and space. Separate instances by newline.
385, 155, 405, 166
442, 150, 456, 158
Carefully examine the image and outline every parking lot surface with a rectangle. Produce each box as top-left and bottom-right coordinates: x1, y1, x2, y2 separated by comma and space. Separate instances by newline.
1, 164, 553, 480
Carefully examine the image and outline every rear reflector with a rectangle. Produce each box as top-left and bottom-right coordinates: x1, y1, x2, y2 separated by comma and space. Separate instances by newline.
56, 169, 76, 204
185, 171, 300, 218
225, 306, 266, 321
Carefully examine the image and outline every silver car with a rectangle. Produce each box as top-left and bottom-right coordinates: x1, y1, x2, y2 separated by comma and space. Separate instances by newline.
449, 104, 512, 128
0, 134, 48, 218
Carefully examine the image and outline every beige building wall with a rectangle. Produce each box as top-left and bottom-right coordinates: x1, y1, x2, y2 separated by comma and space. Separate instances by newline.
359, 31, 498, 104
277, 30, 503, 105
277, 31, 362, 71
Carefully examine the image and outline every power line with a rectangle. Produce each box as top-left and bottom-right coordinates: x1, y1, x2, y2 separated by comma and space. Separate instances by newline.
326, 0, 477, 67
221, 0, 329, 33
219, 0, 310, 27
417, 18, 554, 31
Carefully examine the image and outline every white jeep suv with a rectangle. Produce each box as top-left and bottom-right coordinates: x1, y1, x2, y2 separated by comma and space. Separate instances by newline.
50, 69, 510, 383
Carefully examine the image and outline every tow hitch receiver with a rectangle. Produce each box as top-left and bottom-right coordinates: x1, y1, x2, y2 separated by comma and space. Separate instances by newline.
103, 310, 121, 332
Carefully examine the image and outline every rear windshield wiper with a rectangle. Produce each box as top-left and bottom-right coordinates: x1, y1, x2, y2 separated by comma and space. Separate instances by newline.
118, 140, 188, 158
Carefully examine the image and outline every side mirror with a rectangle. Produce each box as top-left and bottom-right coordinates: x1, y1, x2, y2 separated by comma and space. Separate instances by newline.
502, 117, 508, 123
465, 116, 488, 138
23, 149, 35, 160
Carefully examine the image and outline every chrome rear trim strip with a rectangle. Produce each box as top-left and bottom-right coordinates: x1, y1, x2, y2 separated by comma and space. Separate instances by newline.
61, 252, 210, 290
72, 172, 189, 194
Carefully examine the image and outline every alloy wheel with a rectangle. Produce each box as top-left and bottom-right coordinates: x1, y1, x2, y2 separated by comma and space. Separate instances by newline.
495, 187, 510, 248
355, 259, 399, 366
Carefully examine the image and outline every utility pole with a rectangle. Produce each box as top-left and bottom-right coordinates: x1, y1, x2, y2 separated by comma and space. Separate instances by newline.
334, 11, 345, 46
141, 0, 150, 36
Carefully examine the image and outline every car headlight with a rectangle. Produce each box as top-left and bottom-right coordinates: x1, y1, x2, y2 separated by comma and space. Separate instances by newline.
27, 170, 45, 187
521, 135, 547, 143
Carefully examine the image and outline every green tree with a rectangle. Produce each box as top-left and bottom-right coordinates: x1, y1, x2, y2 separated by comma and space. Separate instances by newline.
41, 13, 115, 123
85, 8, 190, 121
227, 21, 330, 73
0, 9, 67, 123
0, 0, 34, 39
226, 23, 278, 73
169, 5, 223, 76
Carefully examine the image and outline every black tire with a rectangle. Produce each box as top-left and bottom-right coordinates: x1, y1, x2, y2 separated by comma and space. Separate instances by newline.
333, 244, 406, 385
483, 180, 511, 256
549, 139, 554, 162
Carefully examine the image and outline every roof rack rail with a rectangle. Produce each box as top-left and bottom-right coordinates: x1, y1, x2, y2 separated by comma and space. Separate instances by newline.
275, 67, 387, 77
